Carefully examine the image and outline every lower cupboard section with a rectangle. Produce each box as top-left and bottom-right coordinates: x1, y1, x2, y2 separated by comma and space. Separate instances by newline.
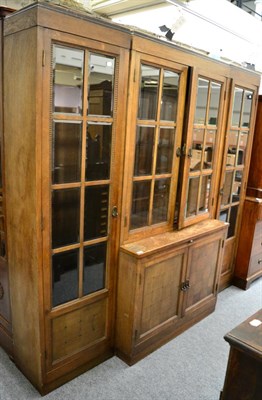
115, 220, 228, 364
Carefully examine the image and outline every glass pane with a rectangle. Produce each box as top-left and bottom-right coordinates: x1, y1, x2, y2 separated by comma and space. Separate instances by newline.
87, 53, 115, 116
242, 91, 253, 127
228, 205, 239, 238
86, 124, 112, 181
156, 128, 175, 174
221, 171, 233, 206
53, 45, 84, 114
186, 177, 199, 217
83, 243, 106, 296
138, 65, 160, 120
205, 129, 216, 168
232, 170, 243, 202
219, 209, 229, 223
237, 132, 248, 165
134, 126, 154, 176
152, 178, 170, 224
208, 82, 221, 125
227, 131, 238, 166
160, 70, 180, 121
231, 88, 243, 127
84, 185, 109, 241
198, 175, 211, 213
194, 78, 209, 124
191, 129, 204, 171
52, 188, 80, 248
52, 249, 79, 307
130, 181, 151, 229
52, 122, 82, 184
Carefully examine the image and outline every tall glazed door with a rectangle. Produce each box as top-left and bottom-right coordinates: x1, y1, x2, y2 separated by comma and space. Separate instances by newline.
42, 33, 129, 381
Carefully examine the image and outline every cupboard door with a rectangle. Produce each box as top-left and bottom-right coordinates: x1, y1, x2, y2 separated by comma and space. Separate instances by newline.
135, 249, 186, 343
42, 38, 128, 373
183, 234, 222, 315
122, 52, 188, 242
178, 71, 227, 228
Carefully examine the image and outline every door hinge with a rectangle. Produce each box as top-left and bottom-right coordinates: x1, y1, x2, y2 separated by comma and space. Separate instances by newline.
215, 283, 218, 292
44, 350, 48, 360
211, 197, 214, 206
222, 239, 225, 249
42, 50, 46, 67
134, 329, 138, 340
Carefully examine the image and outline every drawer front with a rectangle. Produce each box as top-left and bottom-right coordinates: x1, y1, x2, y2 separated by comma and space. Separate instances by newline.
249, 254, 262, 275
252, 221, 262, 256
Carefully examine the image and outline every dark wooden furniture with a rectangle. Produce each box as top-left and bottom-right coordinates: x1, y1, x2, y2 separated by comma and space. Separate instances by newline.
0, 1, 260, 394
220, 309, 262, 400
234, 95, 262, 289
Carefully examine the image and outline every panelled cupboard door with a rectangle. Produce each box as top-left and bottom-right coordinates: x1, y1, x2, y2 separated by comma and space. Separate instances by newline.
217, 80, 258, 288
41, 31, 129, 379
178, 69, 228, 229
121, 51, 188, 243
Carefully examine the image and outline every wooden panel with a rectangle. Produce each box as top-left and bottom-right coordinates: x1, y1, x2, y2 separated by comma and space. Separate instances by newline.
52, 299, 107, 362
4, 3, 131, 49
247, 96, 262, 192
185, 238, 220, 310
251, 220, 262, 256
4, 27, 44, 388
140, 253, 184, 335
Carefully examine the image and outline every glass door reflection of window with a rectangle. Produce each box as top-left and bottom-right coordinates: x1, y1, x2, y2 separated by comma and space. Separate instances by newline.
219, 87, 253, 238
184, 78, 222, 222
130, 64, 185, 232
51, 45, 115, 307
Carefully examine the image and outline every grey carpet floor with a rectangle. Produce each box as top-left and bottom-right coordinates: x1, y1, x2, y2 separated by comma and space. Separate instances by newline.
1, 278, 261, 400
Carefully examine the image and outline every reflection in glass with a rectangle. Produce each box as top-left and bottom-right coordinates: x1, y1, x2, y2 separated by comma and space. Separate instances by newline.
237, 132, 248, 165
204, 130, 216, 168
131, 181, 151, 229
227, 131, 238, 166
53, 45, 84, 114
83, 243, 106, 296
242, 91, 253, 127
152, 178, 170, 224
134, 126, 154, 176
232, 170, 242, 202
208, 82, 221, 125
52, 249, 79, 307
191, 129, 204, 171
198, 175, 211, 213
138, 65, 160, 120
84, 185, 109, 241
52, 188, 80, 248
87, 53, 115, 116
156, 128, 175, 174
186, 177, 199, 217
86, 124, 112, 180
228, 205, 238, 238
221, 171, 233, 206
231, 88, 243, 127
194, 78, 209, 124
52, 122, 82, 184
160, 70, 180, 121
219, 209, 228, 223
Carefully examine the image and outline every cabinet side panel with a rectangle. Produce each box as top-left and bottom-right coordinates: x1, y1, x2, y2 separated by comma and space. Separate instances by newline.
115, 251, 137, 358
4, 29, 42, 387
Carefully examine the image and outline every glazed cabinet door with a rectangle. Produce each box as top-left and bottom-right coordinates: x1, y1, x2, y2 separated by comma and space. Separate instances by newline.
217, 82, 258, 289
41, 33, 129, 382
178, 70, 227, 229
121, 51, 188, 243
